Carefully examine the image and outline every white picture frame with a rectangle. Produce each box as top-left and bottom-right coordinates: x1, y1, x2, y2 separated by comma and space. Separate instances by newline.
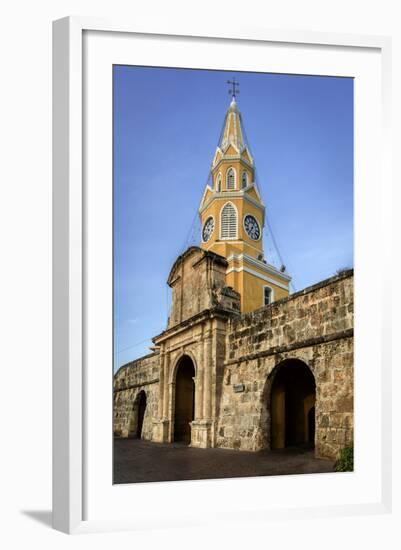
52, 16, 392, 534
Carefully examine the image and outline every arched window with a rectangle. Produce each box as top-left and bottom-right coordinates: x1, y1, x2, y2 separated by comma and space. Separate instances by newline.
241, 171, 248, 189
226, 168, 236, 190
216, 174, 222, 192
220, 202, 238, 239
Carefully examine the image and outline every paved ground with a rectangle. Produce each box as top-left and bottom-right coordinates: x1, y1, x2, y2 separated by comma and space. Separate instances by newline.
113, 438, 335, 484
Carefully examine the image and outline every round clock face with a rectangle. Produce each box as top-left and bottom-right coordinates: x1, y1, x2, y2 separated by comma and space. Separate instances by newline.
244, 215, 261, 240
202, 216, 215, 242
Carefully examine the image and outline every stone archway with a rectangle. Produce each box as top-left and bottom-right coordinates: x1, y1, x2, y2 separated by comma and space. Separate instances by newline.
128, 390, 147, 439
173, 355, 195, 444
270, 359, 316, 449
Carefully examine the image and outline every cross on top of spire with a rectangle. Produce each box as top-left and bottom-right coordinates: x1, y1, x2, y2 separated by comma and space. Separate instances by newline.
227, 77, 240, 99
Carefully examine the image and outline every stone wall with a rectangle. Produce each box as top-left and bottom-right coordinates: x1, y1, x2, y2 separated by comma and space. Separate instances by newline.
113, 261, 354, 461
216, 270, 354, 458
226, 270, 353, 363
113, 352, 160, 439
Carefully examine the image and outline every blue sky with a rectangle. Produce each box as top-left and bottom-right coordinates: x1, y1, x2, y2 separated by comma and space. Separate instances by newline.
113, 66, 353, 370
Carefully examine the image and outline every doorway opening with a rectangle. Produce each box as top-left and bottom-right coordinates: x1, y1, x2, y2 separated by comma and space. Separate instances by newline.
270, 359, 316, 449
128, 390, 147, 439
174, 356, 195, 444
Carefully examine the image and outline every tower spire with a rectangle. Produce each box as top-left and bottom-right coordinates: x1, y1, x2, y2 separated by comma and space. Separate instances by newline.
198, 89, 292, 313
218, 85, 249, 157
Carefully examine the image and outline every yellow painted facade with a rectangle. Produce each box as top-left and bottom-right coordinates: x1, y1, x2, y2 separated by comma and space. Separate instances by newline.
199, 96, 291, 313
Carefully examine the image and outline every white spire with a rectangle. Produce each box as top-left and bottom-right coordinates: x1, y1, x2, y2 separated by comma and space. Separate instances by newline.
219, 97, 245, 152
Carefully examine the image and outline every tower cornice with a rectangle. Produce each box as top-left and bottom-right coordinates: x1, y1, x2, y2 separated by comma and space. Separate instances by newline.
211, 153, 254, 172
199, 186, 265, 218
226, 253, 292, 283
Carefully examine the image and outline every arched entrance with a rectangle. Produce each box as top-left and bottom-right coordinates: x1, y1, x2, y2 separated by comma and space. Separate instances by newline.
174, 356, 195, 444
128, 390, 147, 439
270, 359, 316, 449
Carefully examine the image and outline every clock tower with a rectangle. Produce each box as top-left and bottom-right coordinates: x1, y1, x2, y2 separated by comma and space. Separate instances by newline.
199, 86, 291, 313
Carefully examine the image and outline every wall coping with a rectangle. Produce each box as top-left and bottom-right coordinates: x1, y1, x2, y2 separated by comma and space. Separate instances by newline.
114, 351, 159, 378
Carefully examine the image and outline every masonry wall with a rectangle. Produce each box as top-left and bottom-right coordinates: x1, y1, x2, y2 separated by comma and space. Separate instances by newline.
216, 271, 354, 458
113, 268, 354, 461
113, 352, 160, 439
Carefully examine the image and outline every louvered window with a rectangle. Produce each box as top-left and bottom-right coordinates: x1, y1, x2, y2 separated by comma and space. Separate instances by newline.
216, 174, 221, 192
220, 202, 237, 239
226, 168, 236, 190
241, 171, 248, 189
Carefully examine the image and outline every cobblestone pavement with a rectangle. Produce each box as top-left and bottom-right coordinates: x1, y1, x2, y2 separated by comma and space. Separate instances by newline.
113, 438, 335, 484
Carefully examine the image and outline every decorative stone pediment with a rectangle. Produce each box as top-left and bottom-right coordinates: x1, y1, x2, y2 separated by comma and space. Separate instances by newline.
166, 246, 240, 329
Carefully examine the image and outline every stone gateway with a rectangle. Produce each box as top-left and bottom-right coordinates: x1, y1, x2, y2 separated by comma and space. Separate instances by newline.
114, 246, 353, 460
113, 94, 353, 461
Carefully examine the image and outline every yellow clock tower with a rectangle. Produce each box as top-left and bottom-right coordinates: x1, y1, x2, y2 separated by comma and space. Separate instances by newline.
199, 86, 291, 313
